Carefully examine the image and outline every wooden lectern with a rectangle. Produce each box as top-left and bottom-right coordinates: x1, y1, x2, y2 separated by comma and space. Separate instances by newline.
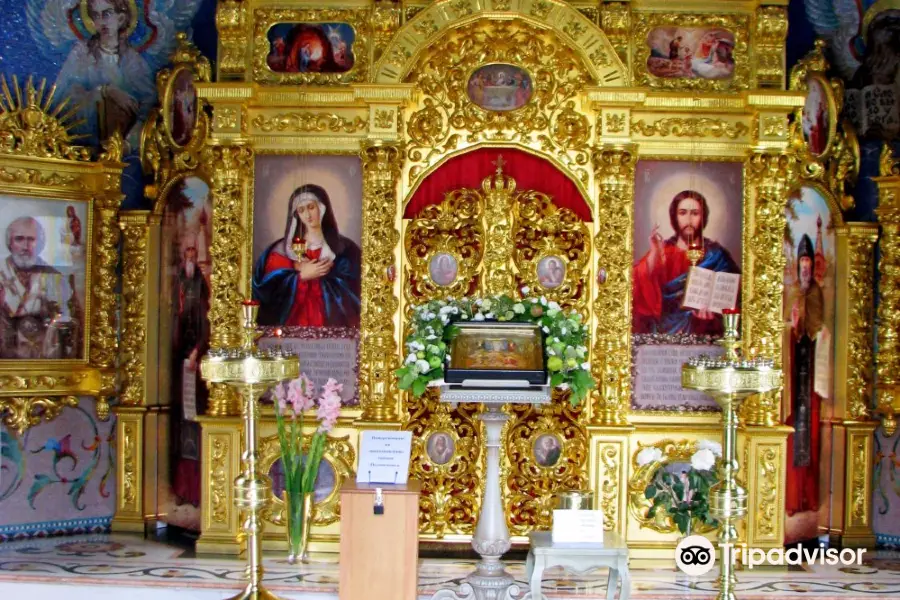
338, 480, 421, 600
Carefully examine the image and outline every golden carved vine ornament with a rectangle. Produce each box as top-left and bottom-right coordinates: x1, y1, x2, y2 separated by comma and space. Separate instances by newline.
1, 396, 78, 435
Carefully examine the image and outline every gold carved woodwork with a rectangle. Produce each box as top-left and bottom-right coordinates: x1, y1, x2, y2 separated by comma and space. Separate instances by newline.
216, 0, 250, 79
118, 213, 151, 407
752, 445, 779, 538
838, 225, 879, 421
740, 150, 796, 427
512, 190, 590, 315
404, 187, 484, 301
371, 0, 401, 63
0, 396, 77, 436
121, 420, 138, 509
481, 164, 517, 296
358, 142, 404, 423
630, 118, 749, 140
591, 146, 635, 426
505, 400, 588, 535
252, 112, 368, 134
204, 143, 252, 417
592, 436, 627, 534
209, 433, 232, 526
738, 427, 789, 549
252, 8, 370, 85
142, 37, 213, 193
627, 439, 717, 535
755, 6, 789, 88
839, 423, 877, 547
600, 2, 631, 68
874, 156, 900, 436
632, 12, 751, 91
112, 408, 148, 532
408, 395, 483, 538
401, 18, 606, 190
0, 76, 91, 161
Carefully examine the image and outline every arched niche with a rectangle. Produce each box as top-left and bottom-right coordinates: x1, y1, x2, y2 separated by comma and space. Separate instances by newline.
404, 146, 592, 221
392, 2, 620, 199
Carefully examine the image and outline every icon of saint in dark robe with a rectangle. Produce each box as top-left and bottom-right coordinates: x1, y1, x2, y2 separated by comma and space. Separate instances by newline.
252, 184, 361, 327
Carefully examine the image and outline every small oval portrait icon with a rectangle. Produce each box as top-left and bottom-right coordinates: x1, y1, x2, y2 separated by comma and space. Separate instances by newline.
429, 252, 458, 287
426, 432, 455, 465
537, 255, 566, 289
170, 69, 197, 146
802, 76, 831, 157
467, 64, 533, 111
675, 535, 716, 576
533, 434, 562, 467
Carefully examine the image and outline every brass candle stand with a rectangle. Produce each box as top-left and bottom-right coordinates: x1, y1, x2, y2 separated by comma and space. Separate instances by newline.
681, 312, 781, 600
201, 301, 300, 600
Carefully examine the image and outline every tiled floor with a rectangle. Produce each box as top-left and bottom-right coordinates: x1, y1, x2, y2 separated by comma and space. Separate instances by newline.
0, 534, 898, 599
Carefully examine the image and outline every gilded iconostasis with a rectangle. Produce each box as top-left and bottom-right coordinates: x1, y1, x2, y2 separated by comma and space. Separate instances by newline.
0, 0, 898, 556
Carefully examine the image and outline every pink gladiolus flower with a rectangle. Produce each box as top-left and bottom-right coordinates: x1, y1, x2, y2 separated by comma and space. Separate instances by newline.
317, 391, 342, 433
322, 378, 343, 397
288, 375, 315, 415
273, 382, 290, 415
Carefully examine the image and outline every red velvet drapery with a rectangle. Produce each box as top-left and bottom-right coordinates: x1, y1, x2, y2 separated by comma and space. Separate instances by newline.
403, 148, 592, 221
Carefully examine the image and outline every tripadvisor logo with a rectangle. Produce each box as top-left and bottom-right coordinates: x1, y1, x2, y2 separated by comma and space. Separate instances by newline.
675, 535, 866, 576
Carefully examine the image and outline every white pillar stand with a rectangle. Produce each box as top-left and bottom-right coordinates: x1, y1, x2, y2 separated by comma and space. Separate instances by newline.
467, 406, 517, 597
433, 386, 550, 600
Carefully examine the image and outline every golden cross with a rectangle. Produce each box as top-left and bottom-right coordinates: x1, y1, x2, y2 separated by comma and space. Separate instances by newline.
492, 154, 506, 175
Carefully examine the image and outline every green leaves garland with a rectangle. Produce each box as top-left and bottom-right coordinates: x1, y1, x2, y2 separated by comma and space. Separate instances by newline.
396, 293, 595, 406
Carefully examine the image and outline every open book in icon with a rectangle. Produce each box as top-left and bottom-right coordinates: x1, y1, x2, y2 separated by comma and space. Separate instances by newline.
682, 266, 740, 314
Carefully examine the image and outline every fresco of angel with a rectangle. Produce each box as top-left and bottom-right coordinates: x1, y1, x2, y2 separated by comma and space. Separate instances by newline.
27, 0, 201, 151
805, 0, 900, 139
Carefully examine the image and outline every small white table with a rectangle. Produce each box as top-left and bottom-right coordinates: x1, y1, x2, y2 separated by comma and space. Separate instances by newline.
526, 531, 631, 600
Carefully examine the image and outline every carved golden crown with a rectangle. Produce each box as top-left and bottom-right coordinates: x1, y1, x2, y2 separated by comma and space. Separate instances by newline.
481, 154, 517, 195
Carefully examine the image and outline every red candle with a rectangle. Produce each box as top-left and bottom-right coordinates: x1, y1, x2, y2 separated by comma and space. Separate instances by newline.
242, 299, 260, 306
722, 308, 740, 315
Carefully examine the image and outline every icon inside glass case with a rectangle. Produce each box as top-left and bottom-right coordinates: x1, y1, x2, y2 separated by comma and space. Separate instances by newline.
445, 322, 546, 385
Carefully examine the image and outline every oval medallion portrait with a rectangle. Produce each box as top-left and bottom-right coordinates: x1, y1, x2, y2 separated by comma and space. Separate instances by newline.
537, 255, 566, 290
167, 68, 198, 147
467, 64, 533, 112
533, 434, 562, 467
426, 432, 455, 466
429, 252, 458, 287
802, 75, 834, 158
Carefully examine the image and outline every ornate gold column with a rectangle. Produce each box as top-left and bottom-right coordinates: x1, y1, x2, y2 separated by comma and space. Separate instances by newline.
875, 154, 900, 437
357, 142, 404, 425
738, 150, 795, 552
112, 211, 160, 532
742, 150, 795, 425
600, 2, 631, 71
590, 144, 635, 427
203, 143, 253, 417
92, 148, 125, 421
588, 145, 636, 537
215, 0, 250, 80
829, 223, 878, 547
481, 159, 517, 296
755, 4, 789, 89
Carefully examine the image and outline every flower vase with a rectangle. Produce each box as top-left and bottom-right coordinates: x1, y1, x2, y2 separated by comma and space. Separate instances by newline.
284, 490, 314, 564
678, 518, 693, 542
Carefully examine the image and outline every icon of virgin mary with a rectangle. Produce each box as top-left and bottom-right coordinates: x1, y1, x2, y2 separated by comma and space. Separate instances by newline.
252, 184, 361, 327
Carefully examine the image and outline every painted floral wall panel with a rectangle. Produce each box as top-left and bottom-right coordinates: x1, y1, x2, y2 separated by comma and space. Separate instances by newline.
0, 398, 115, 540
874, 429, 900, 548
